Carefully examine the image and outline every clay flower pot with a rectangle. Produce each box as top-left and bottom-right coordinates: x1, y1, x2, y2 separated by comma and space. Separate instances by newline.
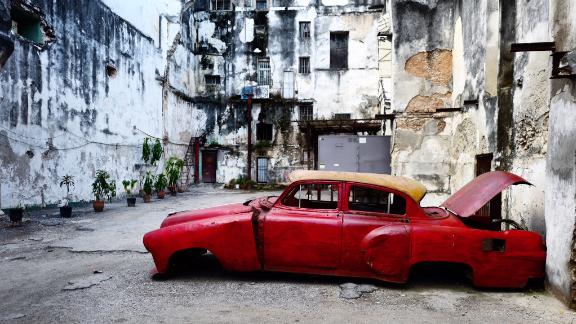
93, 200, 105, 212
143, 194, 151, 203
157, 191, 166, 199
5, 208, 24, 223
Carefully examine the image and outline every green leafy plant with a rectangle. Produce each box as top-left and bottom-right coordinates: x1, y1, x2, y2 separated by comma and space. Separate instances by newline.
122, 179, 138, 197
142, 138, 151, 164
165, 156, 184, 187
143, 172, 155, 195
92, 170, 116, 202
59, 175, 75, 205
151, 139, 163, 165
154, 174, 168, 192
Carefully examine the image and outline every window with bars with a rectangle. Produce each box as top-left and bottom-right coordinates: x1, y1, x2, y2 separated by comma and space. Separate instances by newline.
330, 32, 348, 70
299, 57, 310, 74
299, 22, 311, 39
256, 0, 268, 10
205, 75, 221, 85
210, 0, 231, 10
299, 105, 313, 121
256, 123, 273, 141
334, 113, 351, 120
258, 58, 271, 86
257, 157, 269, 183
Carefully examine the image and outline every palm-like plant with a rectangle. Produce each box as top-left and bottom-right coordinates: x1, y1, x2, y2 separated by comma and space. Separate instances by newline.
60, 175, 75, 206
122, 179, 138, 197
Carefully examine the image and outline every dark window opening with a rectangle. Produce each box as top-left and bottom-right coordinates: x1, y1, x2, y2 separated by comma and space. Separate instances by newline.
299, 104, 313, 121
299, 57, 310, 74
330, 32, 348, 70
256, 123, 273, 141
282, 183, 339, 210
299, 22, 311, 39
205, 75, 221, 85
257, 157, 269, 183
210, 0, 232, 10
475, 153, 501, 220
258, 58, 271, 85
348, 186, 406, 215
106, 64, 117, 78
11, 7, 44, 44
334, 113, 351, 120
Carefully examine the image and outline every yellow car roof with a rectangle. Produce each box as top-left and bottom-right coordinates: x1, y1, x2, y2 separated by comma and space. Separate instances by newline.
289, 170, 427, 202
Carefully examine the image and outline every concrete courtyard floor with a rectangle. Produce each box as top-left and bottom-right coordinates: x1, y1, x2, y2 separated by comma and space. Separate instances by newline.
0, 188, 574, 323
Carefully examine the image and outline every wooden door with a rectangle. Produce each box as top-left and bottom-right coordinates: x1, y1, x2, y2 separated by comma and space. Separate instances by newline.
202, 150, 217, 183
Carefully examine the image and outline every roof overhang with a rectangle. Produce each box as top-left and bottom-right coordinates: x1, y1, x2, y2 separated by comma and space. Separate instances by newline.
297, 118, 393, 135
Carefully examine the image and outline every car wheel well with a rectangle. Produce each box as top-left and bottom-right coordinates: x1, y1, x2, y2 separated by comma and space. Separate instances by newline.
168, 247, 215, 272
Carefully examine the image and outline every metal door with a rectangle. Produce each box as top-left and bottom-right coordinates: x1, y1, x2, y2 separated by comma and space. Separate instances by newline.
257, 157, 268, 183
202, 150, 217, 183
282, 71, 294, 98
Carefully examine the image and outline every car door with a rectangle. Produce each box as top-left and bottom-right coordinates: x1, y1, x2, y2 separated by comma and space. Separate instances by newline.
263, 181, 343, 272
340, 182, 411, 279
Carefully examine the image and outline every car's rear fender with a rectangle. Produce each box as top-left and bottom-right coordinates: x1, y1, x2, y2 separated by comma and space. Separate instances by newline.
143, 215, 261, 273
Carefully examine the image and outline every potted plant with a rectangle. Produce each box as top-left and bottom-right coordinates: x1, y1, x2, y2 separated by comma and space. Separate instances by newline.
92, 170, 116, 212
155, 174, 167, 199
59, 175, 75, 218
122, 179, 138, 207
4, 202, 24, 224
165, 156, 184, 196
143, 172, 154, 203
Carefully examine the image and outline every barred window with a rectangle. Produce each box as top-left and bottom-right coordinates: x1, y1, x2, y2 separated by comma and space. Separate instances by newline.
299, 22, 311, 39
256, 0, 268, 10
258, 58, 271, 86
334, 113, 351, 120
210, 0, 231, 10
299, 57, 310, 74
205, 75, 221, 85
299, 105, 313, 121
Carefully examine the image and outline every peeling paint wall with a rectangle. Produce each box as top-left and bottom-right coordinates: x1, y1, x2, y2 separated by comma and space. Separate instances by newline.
0, 0, 182, 208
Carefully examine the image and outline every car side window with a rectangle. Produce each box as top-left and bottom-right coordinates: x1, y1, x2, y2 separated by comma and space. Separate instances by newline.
348, 185, 406, 215
282, 183, 339, 210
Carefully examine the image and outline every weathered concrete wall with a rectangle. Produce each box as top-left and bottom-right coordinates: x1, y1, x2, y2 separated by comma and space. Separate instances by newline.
392, 0, 576, 309
0, 0, 180, 208
545, 0, 576, 308
165, 0, 384, 184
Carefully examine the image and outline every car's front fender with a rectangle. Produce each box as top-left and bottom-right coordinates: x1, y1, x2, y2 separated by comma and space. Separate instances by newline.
143, 214, 260, 273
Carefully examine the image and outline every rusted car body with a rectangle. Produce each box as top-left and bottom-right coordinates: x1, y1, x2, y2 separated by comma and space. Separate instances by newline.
143, 170, 545, 288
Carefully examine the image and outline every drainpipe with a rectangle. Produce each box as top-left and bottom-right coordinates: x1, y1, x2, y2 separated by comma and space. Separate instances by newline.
247, 94, 253, 180
194, 137, 200, 184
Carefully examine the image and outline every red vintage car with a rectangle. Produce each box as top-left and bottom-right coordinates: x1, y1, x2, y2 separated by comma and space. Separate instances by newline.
143, 170, 545, 288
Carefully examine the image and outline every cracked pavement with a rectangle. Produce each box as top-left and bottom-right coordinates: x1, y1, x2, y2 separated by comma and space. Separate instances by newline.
0, 188, 575, 323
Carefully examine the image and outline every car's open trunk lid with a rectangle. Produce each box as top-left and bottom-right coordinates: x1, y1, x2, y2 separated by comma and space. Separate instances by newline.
441, 171, 531, 218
